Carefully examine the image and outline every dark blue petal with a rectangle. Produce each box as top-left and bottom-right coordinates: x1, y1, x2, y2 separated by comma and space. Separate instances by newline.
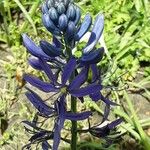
80, 47, 104, 65
42, 141, 51, 150
90, 126, 110, 138
75, 14, 92, 41
22, 34, 49, 58
53, 118, 65, 150
90, 91, 102, 102
69, 67, 88, 90
29, 131, 47, 142
40, 40, 62, 57
52, 36, 62, 48
101, 105, 110, 123
58, 14, 68, 31
65, 21, 77, 40
101, 95, 118, 106
25, 89, 54, 116
66, 4, 76, 21
91, 64, 100, 82
22, 121, 41, 131
42, 14, 60, 35
23, 74, 58, 93
83, 14, 104, 53
42, 2, 48, 14
49, 7, 58, 22
74, 6, 81, 25
65, 111, 92, 121
57, 3, 66, 14
39, 58, 56, 82
28, 56, 43, 70
108, 118, 123, 129
61, 57, 76, 85
70, 83, 102, 97
47, 0, 54, 8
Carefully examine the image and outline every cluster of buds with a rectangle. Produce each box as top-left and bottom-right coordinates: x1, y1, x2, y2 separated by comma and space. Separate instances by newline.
22, 0, 122, 149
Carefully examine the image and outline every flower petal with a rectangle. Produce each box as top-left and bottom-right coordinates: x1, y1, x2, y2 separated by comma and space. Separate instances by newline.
65, 111, 92, 121
83, 14, 104, 53
52, 36, 62, 48
70, 83, 102, 97
42, 141, 52, 150
29, 131, 47, 143
42, 14, 60, 35
28, 56, 43, 70
90, 91, 102, 102
25, 89, 54, 116
108, 118, 123, 129
80, 47, 104, 65
75, 14, 92, 41
74, 6, 81, 25
39, 58, 55, 82
53, 118, 65, 150
101, 105, 110, 123
101, 95, 118, 106
22, 34, 49, 58
23, 74, 58, 93
40, 40, 62, 57
61, 57, 76, 85
69, 67, 88, 90
91, 64, 100, 82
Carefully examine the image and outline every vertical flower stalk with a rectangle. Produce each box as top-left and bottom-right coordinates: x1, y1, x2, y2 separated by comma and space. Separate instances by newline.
22, 0, 123, 150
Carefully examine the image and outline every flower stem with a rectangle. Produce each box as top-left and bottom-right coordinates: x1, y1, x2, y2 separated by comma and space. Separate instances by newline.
71, 96, 77, 150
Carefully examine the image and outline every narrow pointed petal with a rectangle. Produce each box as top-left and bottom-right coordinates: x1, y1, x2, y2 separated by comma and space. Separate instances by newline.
39, 58, 55, 82
69, 67, 88, 90
22, 34, 49, 58
91, 64, 100, 82
74, 6, 81, 25
40, 40, 62, 57
25, 89, 54, 116
65, 21, 77, 40
53, 36, 62, 48
42, 141, 51, 150
61, 57, 76, 85
101, 105, 110, 123
90, 91, 102, 102
28, 56, 43, 70
53, 118, 65, 150
101, 95, 118, 106
75, 14, 92, 41
29, 131, 47, 142
70, 84, 102, 97
42, 14, 60, 35
65, 111, 92, 121
80, 47, 104, 65
23, 74, 58, 93
83, 14, 104, 53
58, 14, 68, 31
108, 118, 123, 129
22, 121, 41, 131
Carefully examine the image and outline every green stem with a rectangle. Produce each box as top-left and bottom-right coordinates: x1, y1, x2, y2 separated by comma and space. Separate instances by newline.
71, 96, 77, 150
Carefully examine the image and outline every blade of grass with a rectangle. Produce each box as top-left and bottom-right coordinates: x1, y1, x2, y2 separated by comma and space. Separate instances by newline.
13, 0, 37, 35
20, 0, 41, 34
124, 90, 150, 150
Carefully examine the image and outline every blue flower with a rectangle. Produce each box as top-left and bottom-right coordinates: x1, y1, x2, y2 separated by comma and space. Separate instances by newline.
89, 118, 123, 138
24, 57, 102, 100
24, 89, 92, 149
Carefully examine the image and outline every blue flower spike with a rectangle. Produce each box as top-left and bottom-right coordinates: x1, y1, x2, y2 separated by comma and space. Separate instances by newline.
22, 1, 123, 149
